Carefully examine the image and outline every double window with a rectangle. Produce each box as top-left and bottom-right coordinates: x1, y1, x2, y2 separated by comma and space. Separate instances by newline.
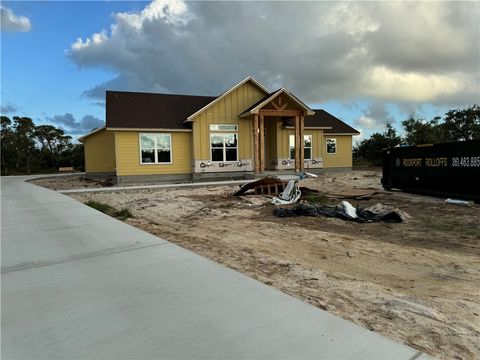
210, 133, 238, 162
326, 138, 337, 154
210, 124, 238, 162
289, 134, 312, 160
140, 133, 172, 164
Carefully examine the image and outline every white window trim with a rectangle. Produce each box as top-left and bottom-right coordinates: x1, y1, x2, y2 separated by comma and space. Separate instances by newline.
326, 138, 337, 155
210, 133, 239, 162
209, 124, 239, 132
139, 133, 173, 165
289, 134, 313, 160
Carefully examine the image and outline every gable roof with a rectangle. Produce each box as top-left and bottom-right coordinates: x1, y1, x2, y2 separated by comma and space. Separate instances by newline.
238, 88, 315, 117
106, 91, 216, 130
284, 109, 360, 134
185, 76, 269, 122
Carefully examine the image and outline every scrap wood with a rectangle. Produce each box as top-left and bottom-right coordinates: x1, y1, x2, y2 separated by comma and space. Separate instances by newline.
234, 177, 286, 196
324, 189, 379, 200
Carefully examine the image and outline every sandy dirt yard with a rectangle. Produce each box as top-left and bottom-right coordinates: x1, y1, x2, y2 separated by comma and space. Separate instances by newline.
41, 171, 479, 360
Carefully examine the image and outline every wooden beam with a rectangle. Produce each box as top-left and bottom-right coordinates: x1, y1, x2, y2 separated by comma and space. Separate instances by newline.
300, 115, 305, 172
258, 109, 302, 117
253, 115, 259, 173
259, 115, 265, 173
295, 115, 300, 172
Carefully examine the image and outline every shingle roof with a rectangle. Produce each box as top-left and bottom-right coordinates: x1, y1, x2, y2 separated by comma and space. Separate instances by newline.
309, 110, 360, 134
283, 109, 359, 134
105, 90, 359, 135
106, 91, 216, 130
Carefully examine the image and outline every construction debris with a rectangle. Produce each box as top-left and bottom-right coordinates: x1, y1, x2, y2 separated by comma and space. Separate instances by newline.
234, 177, 286, 196
271, 180, 302, 205
273, 201, 407, 223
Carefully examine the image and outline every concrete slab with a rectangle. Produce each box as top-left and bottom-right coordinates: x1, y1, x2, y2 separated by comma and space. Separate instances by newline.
1, 176, 430, 359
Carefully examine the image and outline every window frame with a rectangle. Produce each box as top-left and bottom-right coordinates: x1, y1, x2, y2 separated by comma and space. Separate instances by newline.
139, 132, 173, 165
289, 134, 313, 160
326, 138, 337, 155
210, 132, 238, 163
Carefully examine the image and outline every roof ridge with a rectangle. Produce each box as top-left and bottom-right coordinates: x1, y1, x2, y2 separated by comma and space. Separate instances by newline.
106, 90, 217, 99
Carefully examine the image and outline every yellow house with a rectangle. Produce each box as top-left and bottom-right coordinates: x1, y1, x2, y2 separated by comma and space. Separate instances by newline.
79, 77, 359, 184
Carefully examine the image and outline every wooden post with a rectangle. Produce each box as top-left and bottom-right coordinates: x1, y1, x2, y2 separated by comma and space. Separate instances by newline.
300, 115, 305, 172
294, 115, 300, 172
259, 115, 265, 173
253, 115, 259, 173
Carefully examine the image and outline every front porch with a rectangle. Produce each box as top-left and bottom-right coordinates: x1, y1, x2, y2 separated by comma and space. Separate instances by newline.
239, 88, 322, 174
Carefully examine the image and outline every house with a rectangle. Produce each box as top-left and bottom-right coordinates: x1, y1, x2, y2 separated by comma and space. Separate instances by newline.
79, 76, 360, 184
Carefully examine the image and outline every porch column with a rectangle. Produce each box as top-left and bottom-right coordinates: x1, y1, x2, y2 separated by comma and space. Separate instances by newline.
294, 115, 300, 172
253, 115, 259, 173
259, 115, 265, 173
300, 115, 305, 172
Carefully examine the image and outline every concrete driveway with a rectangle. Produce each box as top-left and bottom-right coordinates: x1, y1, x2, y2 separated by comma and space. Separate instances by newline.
1, 176, 432, 359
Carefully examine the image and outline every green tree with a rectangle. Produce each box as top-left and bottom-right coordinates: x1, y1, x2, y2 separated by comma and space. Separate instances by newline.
354, 123, 402, 166
35, 125, 72, 168
401, 114, 445, 145
1, 116, 14, 175
12, 117, 36, 174
442, 105, 480, 141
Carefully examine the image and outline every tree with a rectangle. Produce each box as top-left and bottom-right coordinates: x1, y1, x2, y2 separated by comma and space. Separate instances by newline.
12, 117, 36, 174
35, 125, 72, 169
354, 123, 401, 166
401, 114, 445, 145
442, 105, 480, 141
1, 116, 14, 175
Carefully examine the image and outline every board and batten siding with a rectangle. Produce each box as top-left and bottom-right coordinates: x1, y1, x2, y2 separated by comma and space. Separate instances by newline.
322, 135, 353, 168
83, 129, 116, 173
114, 131, 192, 176
277, 128, 324, 159
191, 81, 266, 161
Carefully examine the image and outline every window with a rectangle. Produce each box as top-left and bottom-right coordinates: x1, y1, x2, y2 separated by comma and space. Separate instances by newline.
140, 133, 172, 164
209, 124, 238, 132
326, 138, 337, 154
210, 133, 238, 162
289, 135, 313, 160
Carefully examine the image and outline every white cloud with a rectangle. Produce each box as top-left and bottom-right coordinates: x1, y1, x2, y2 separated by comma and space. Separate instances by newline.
1, 6, 31, 32
68, 1, 479, 108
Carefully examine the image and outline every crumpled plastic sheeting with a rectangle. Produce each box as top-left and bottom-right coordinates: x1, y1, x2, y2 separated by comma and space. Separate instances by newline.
273, 201, 405, 223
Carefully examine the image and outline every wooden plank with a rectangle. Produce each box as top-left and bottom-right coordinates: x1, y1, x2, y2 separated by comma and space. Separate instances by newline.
300, 115, 305, 172
253, 115, 259, 173
258, 109, 303, 117
259, 115, 265, 173
295, 115, 300, 172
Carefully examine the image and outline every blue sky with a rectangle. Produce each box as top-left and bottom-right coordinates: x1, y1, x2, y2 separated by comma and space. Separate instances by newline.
2, 1, 478, 142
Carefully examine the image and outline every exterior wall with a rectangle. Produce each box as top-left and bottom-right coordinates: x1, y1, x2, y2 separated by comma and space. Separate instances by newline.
114, 131, 192, 176
322, 135, 353, 168
273, 128, 324, 170
191, 81, 266, 167
83, 129, 116, 173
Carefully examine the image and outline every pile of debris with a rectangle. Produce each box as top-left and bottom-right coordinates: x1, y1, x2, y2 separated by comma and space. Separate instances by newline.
274, 201, 408, 223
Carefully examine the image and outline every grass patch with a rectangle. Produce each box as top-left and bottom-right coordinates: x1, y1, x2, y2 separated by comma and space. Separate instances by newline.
85, 201, 133, 220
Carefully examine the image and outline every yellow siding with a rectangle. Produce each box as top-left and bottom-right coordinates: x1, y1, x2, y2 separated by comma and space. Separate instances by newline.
191, 81, 266, 160
322, 135, 353, 168
84, 129, 116, 173
114, 131, 192, 176
277, 129, 324, 158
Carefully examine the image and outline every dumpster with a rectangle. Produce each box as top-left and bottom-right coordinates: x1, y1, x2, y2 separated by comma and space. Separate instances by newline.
382, 140, 480, 201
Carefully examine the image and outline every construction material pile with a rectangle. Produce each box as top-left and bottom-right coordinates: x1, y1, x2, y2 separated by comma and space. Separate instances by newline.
274, 201, 407, 223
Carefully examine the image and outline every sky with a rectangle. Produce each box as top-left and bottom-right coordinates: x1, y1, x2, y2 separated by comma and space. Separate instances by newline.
1, 1, 479, 142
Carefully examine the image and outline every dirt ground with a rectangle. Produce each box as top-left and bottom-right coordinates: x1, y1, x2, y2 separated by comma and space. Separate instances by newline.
43, 171, 479, 360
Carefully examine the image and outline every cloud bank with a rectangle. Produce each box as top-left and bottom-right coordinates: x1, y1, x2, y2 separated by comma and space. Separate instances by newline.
68, 0, 479, 108
1, 6, 31, 32
1, 103, 18, 114
47, 113, 104, 135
